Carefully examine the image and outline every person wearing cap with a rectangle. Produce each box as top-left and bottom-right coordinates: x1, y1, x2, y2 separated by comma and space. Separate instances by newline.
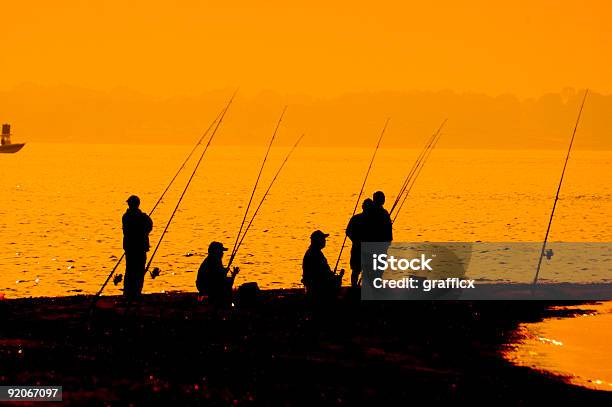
196, 241, 240, 306
122, 195, 153, 299
346, 198, 374, 288
302, 230, 344, 299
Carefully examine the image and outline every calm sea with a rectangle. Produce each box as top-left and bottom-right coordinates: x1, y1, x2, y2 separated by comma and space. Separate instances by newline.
1, 143, 611, 298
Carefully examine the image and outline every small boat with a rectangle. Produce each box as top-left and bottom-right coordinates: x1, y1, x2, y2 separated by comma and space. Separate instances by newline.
0, 124, 25, 154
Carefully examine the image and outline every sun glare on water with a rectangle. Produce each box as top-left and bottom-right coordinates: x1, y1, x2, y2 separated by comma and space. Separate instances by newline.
505, 302, 612, 392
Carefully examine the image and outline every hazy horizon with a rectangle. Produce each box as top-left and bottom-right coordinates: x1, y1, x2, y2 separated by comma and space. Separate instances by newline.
4, 1, 611, 149
1, 84, 610, 149
2, 82, 608, 101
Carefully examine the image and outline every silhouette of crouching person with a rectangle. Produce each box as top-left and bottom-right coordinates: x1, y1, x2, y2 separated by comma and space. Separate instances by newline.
196, 241, 240, 306
122, 195, 153, 300
302, 230, 344, 300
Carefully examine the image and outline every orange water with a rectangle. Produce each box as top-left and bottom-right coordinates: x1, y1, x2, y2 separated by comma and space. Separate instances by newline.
505, 302, 612, 392
0, 143, 610, 297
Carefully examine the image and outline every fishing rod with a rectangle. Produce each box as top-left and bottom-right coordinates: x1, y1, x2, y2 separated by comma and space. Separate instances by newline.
332, 118, 389, 273
389, 139, 434, 215
389, 132, 437, 215
148, 109, 225, 215
390, 119, 447, 215
91, 95, 233, 302
229, 106, 287, 262
143, 90, 237, 276
228, 134, 305, 269
392, 132, 440, 224
533, 89, 589, 285
392, 119, 446, 224
390, 119, 446, 215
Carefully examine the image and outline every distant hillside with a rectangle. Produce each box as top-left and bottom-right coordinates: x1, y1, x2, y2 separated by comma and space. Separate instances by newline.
0, 85, 609, 149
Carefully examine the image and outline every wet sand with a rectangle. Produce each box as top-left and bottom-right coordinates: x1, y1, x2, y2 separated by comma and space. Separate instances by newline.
1, 290, 611, 405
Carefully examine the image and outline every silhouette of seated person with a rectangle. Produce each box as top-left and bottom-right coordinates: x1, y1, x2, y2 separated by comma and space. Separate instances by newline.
196, 241, 239, 306
302, 230, 344, 299
346, 198, 374, 287
122, 195, 153, 300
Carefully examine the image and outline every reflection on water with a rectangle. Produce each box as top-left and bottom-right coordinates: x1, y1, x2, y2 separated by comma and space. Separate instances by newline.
0, 143, 611, 298
504, 302, 612, 391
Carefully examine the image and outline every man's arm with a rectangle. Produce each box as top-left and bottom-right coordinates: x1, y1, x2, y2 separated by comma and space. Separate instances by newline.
320, 253, 334, 275
144, 214, 153, 233
346, 217, 355, 240
302, 252, 313, 285
384, 211, 393, 242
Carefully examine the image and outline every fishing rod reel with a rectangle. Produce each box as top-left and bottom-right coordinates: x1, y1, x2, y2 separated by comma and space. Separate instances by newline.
111, 266, 160, 287
90, 92, 235, 305
544, 248, 554, 260
150, 267, 161, 279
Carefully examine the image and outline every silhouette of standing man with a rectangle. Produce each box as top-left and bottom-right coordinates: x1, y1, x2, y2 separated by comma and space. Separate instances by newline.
346, 198, 374, 287
371, 191, 393, 245
122, 195, 153, 299
360, 191, 393, 292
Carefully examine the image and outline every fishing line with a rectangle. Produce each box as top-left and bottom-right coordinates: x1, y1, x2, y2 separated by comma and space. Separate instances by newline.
90, 94, 234, 303
332, 118, 389, 273
390, 134, 437, 214
229, 106, 287, 261
392, 120, 446, 224
144, 91, 237, 274
228, 134, 305, 269
390, 119, 447, 215
533, 89, 589, 285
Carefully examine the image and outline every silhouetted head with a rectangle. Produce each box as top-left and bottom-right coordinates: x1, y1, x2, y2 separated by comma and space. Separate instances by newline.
362, 198, 374, 212
373, 191, 385, 206
126, 195, 140, 209
310, 230, 329, 249
208, 241, 228, 257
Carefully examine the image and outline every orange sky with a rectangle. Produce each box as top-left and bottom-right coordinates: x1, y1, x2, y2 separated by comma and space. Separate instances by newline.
1, 1, 610, 97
